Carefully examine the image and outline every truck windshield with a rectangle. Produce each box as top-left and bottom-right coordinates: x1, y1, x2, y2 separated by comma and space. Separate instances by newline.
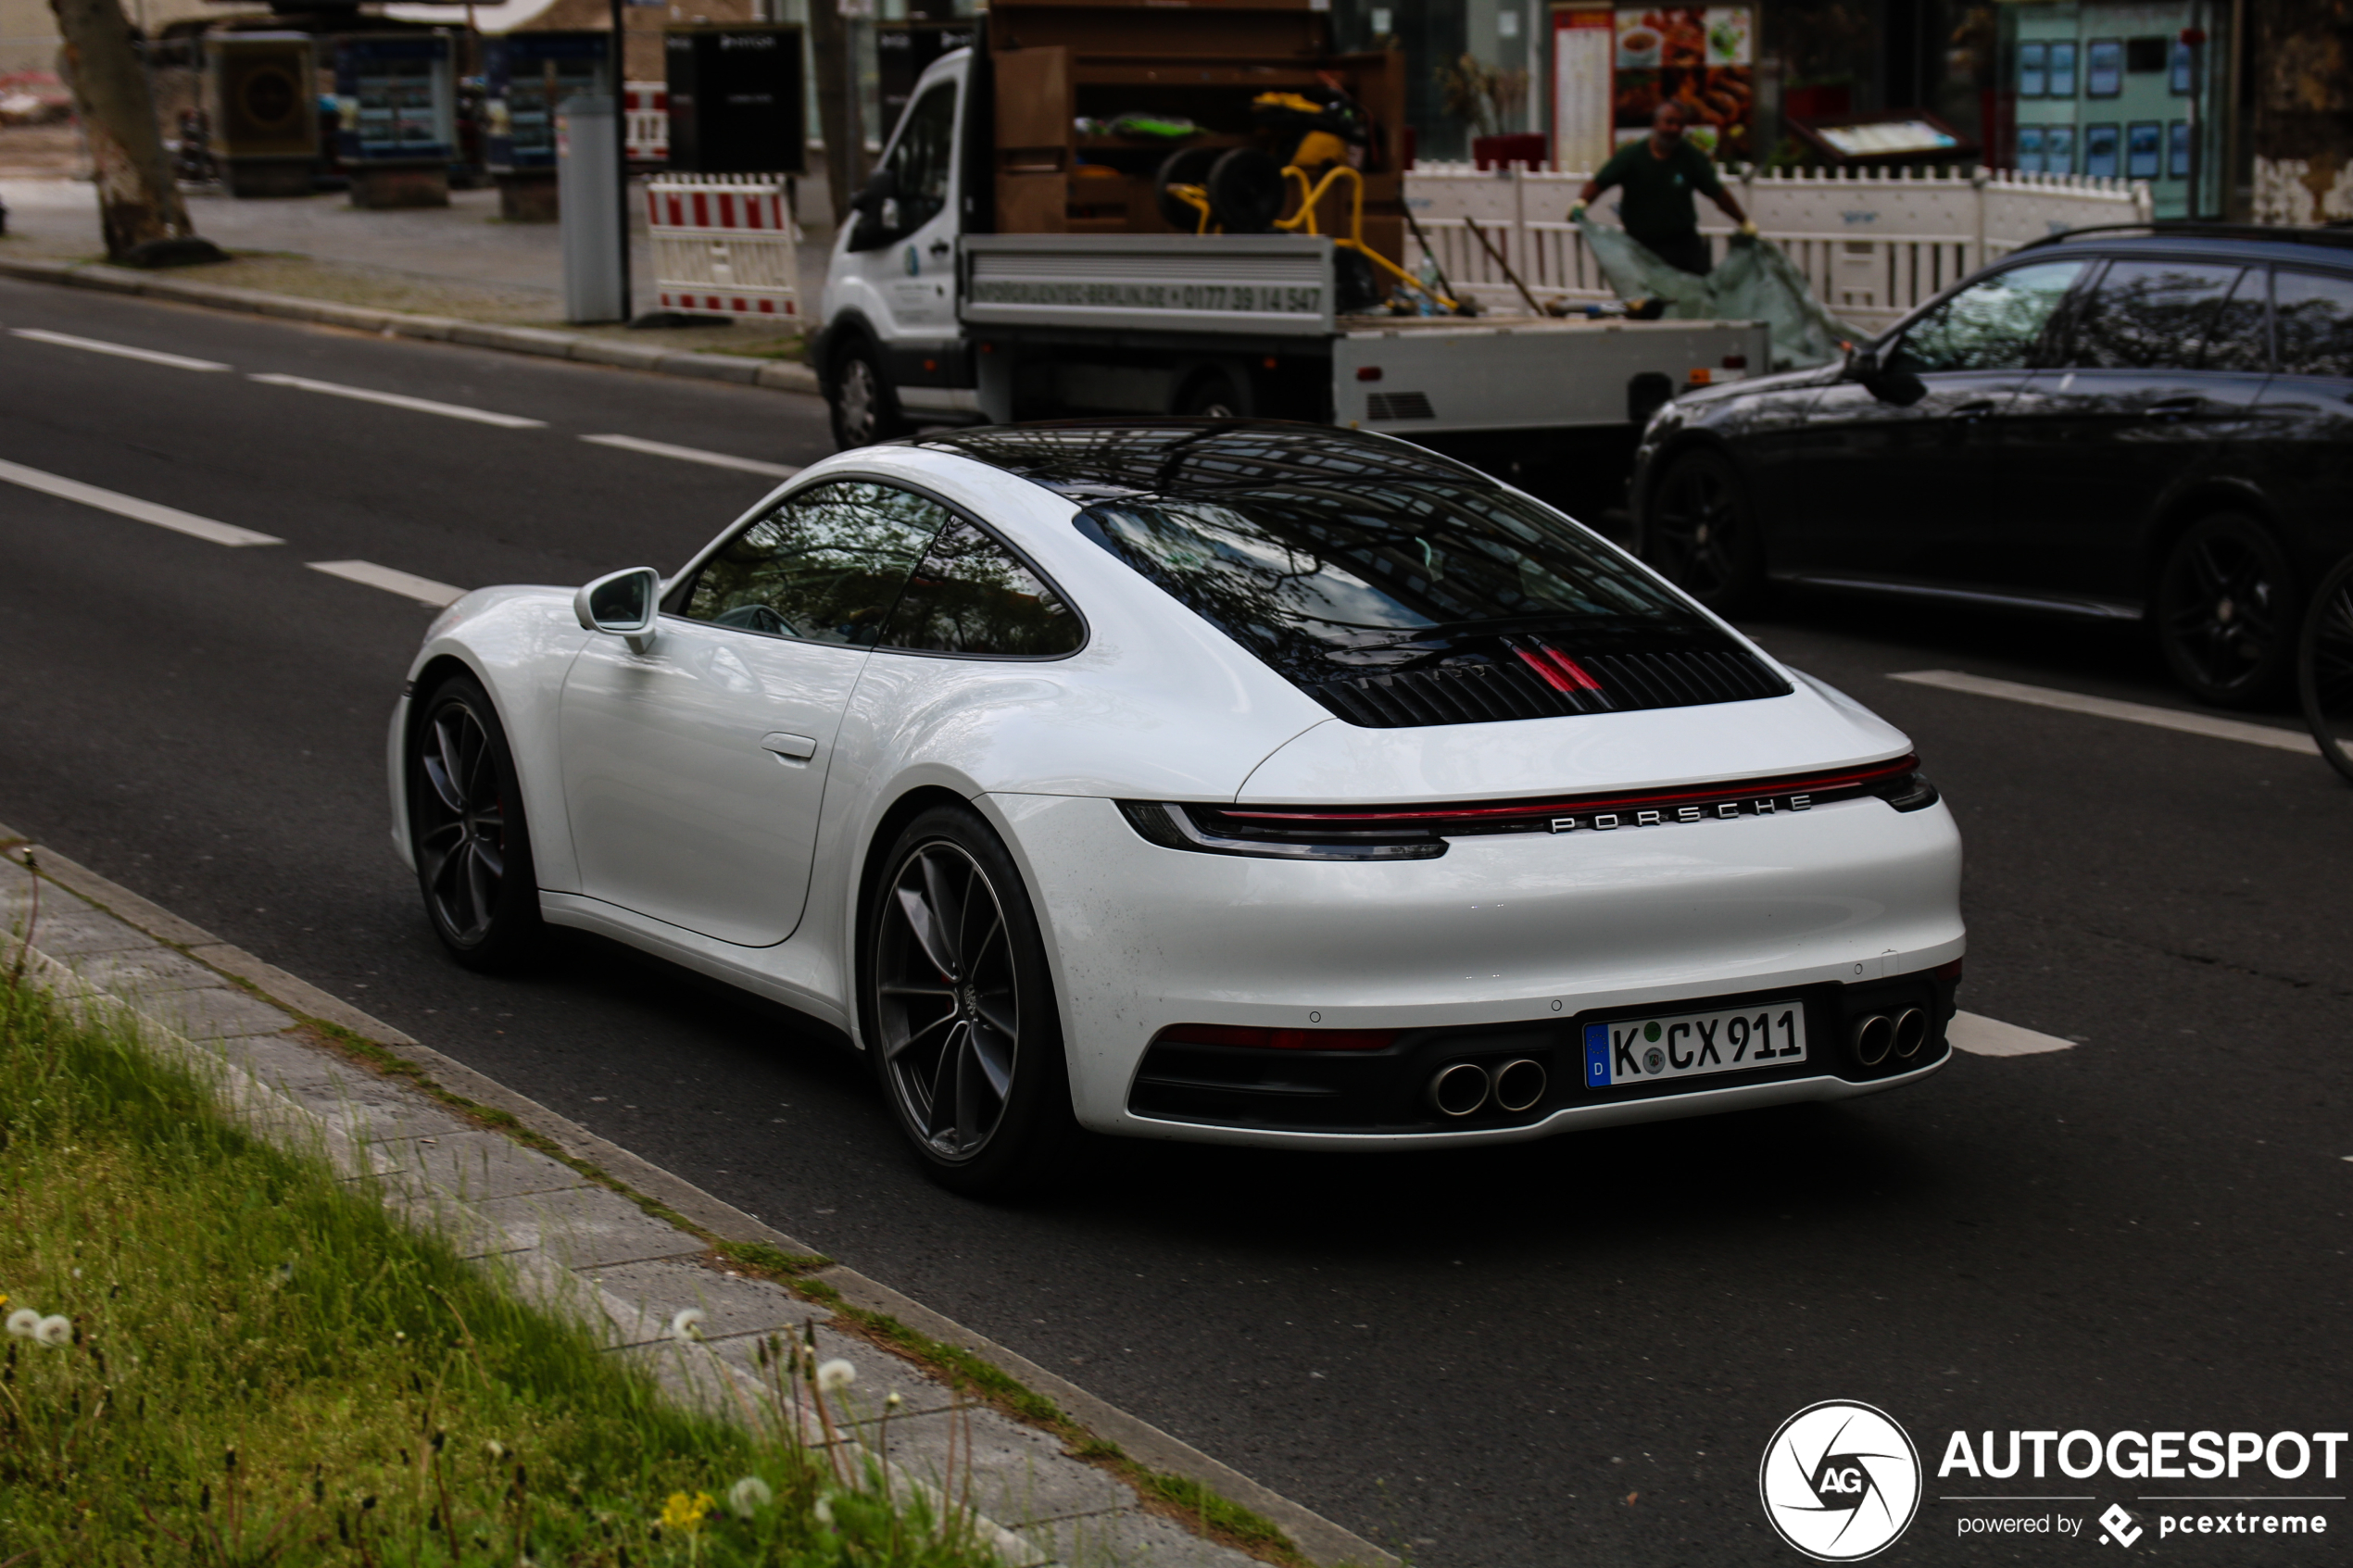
1073, 480, 1702, 686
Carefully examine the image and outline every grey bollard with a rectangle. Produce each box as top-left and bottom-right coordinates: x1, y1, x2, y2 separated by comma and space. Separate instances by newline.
557, 94, 625, 324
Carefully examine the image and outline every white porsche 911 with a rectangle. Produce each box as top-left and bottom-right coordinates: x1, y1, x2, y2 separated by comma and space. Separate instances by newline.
389, 421, 1963, 1194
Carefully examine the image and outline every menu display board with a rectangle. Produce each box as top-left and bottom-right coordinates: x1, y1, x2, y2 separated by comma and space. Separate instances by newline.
1606, 6, 1754, 160
1551, 6, 1615, 175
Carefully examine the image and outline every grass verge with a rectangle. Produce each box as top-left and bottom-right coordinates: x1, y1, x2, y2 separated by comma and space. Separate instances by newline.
0, 974, 1006, 1566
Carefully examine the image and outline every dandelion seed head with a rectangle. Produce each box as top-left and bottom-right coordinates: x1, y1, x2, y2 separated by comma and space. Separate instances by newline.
727, 1476, 773, 1517
33, 1314, 71, 1348
670, 1307, 707, 1343
484, 1440, 507, 1462
815, 1358, 855, 1392
6, 1309, 38, 1339
885, 1391, 902, 1410
813, 1493, 835, 1527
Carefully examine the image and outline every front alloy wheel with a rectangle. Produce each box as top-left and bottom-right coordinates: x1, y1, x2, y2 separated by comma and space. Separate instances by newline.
2156, 513, 2296, 709
1644, 448, 1765, 612
829, 349, 903, 449
866, 808, 1073, 1196
410, 678, 541, 970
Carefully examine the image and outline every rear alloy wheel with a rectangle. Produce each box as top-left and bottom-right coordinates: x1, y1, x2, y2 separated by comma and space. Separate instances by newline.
1644, 447, 1765, 613
2156, 512, 2296, 709
864, 807, 1074, 1197
2297, 552, 2353, 784
409, 677, 542, 971
829, 346, 905, 449
1176, 369, 1245, 419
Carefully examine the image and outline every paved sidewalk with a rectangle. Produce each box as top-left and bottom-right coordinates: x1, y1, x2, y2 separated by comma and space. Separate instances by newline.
0, 828, 1395, 1568
0, 174, 833, 357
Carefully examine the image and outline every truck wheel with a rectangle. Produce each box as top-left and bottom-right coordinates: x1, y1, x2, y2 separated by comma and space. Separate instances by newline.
1642, 447, 1765, 613
1176, 367, 1248, 418
2155, 511, 2296, 709
830, 345, 906, 449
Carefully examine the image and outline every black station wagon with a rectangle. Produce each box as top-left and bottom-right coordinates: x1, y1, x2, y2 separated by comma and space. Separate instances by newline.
1629, 225, 2353, 707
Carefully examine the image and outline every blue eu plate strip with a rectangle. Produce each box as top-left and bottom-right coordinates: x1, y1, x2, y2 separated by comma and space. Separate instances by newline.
1584, 1022, 1611, 1087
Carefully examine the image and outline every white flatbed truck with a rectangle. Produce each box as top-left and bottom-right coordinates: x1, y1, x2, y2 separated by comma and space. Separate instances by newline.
814, 40, 1766, 506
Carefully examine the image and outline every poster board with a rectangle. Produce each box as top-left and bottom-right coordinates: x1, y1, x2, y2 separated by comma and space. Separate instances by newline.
1551, 6, 1613, 175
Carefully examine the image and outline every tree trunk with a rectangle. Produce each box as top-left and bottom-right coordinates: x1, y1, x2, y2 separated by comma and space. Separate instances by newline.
807, 0, 864, 226
47, 0, 221, 265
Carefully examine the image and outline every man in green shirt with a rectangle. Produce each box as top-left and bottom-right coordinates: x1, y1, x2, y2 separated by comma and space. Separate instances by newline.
1571, 101, 1757, 276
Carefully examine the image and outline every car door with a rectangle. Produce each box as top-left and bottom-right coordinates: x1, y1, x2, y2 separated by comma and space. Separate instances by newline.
1777, 257, 2089, 585
2251, 267, 2353, 566
2002, 257, 2274, 598
831, 71, 963, 348
557, 481, 950, 947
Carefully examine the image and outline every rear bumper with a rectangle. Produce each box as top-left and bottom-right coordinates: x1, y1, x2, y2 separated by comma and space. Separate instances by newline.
984, 789, 1965, 1148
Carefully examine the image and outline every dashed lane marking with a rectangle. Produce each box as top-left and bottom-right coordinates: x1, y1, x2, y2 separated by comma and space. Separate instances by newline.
1950, 1012, 2074, 1057
0, 458, 282, 546
9, 327, 232, 371
307, 559, 468, 608
1890, 669, 2319, 756
248, 373, 547, 429
579, 433, 801, 479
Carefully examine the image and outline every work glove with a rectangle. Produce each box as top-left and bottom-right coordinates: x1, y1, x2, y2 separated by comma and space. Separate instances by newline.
1567, 199, 1589, 222
1737, 219, 1759, 238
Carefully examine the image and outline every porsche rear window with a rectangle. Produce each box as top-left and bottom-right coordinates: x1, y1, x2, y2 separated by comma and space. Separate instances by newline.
1074, 481, 1698, 684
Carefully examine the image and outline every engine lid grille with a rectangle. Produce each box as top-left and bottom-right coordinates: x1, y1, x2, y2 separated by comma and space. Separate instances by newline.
1316, 638, 1789, 728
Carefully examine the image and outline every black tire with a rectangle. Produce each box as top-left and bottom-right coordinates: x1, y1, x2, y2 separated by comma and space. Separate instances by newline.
2155, 512, 2298, 709
828, 341, 906, 450
861, 806, 1076, 1198
1205, 147, 1287, 233
1642, 447, 1766, 613
2297, 551, 2353, 785
1154, 146, 1220, 232
409, 676, 543, 972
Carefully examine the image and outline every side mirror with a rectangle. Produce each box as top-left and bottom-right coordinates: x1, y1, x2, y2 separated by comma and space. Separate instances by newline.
852, 167, 898, 216
849, 169, 899, 250
1850, 344, 1926, 407
574, 566, 661, 654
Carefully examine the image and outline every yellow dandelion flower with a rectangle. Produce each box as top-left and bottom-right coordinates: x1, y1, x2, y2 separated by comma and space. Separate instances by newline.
659, 1490, 714, 1532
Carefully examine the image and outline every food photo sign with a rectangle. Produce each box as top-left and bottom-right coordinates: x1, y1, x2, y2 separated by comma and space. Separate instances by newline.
1610, 6, 1754, 158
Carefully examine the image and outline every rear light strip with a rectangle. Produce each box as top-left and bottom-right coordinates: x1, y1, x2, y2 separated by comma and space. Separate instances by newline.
1217, 755, 1925, 830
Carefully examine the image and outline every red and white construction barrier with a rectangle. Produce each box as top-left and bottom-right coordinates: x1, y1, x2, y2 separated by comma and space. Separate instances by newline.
623, 82, 668, 165
645, 174, 802, 320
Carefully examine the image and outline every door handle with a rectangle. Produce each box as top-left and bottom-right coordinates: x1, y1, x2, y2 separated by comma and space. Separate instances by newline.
2146, 395, 2204, 417
760, 732, 818, 762
1948, 399, 2000, 419
928, 239, 952, 256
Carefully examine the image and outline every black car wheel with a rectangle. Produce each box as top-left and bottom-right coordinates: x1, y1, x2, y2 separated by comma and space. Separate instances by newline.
2156, 512, 2297, 709
409, 676, 543, 971
2298, 552, 2353, 785
1176, 368, 1246, 418
862, 805, 1076, 1198
1644, 447, 1765, 612
829, 344, 905, 450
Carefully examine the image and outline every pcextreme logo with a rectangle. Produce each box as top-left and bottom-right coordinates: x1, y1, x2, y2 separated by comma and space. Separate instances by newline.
1760, 1400, 1924, 1562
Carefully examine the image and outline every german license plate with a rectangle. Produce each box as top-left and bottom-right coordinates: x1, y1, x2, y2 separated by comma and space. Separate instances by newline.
1580, 1001, 1807, 1088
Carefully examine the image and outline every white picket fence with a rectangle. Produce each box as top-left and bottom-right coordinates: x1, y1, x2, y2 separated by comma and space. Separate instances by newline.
1404, 163, 2155, 333
645, 173, 803, 321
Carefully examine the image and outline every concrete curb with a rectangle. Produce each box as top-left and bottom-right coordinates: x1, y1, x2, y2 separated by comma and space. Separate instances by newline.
0, 255, 823, 397
0, 826, 1398, 1568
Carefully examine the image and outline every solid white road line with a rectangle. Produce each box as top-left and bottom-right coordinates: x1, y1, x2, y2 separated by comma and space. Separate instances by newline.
248, 373, 547, 429
580, 433, 801, 479
0, 458, 282, 546
9, 327, 232, 372
307, 559, 468, 608
1950, 1012, 2075, 1057
1890, 669, 2320, 756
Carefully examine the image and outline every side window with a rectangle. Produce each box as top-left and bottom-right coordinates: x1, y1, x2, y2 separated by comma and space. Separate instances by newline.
2066, 258, 2242, 370
1889, 260, 2086, 374
882, 519, 1085, 657
878, 82, 956, 239
683, 482, 949, 646
2201, 267, 2271, 372
2275, 270, 2353, 378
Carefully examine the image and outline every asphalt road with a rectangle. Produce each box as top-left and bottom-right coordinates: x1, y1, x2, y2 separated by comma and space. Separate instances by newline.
4, 276, 2348, 1566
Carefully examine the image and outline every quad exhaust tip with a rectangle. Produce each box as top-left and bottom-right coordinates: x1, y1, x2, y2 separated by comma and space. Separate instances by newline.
1428, 1059, 1550, 1118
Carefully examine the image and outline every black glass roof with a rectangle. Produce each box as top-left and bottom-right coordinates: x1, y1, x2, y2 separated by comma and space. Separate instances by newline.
904, 420, 1492, 501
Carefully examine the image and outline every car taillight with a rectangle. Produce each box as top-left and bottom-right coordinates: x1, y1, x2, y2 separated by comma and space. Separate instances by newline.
1156, 1023, 1397, 1051
1115, 800, 1448, 861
